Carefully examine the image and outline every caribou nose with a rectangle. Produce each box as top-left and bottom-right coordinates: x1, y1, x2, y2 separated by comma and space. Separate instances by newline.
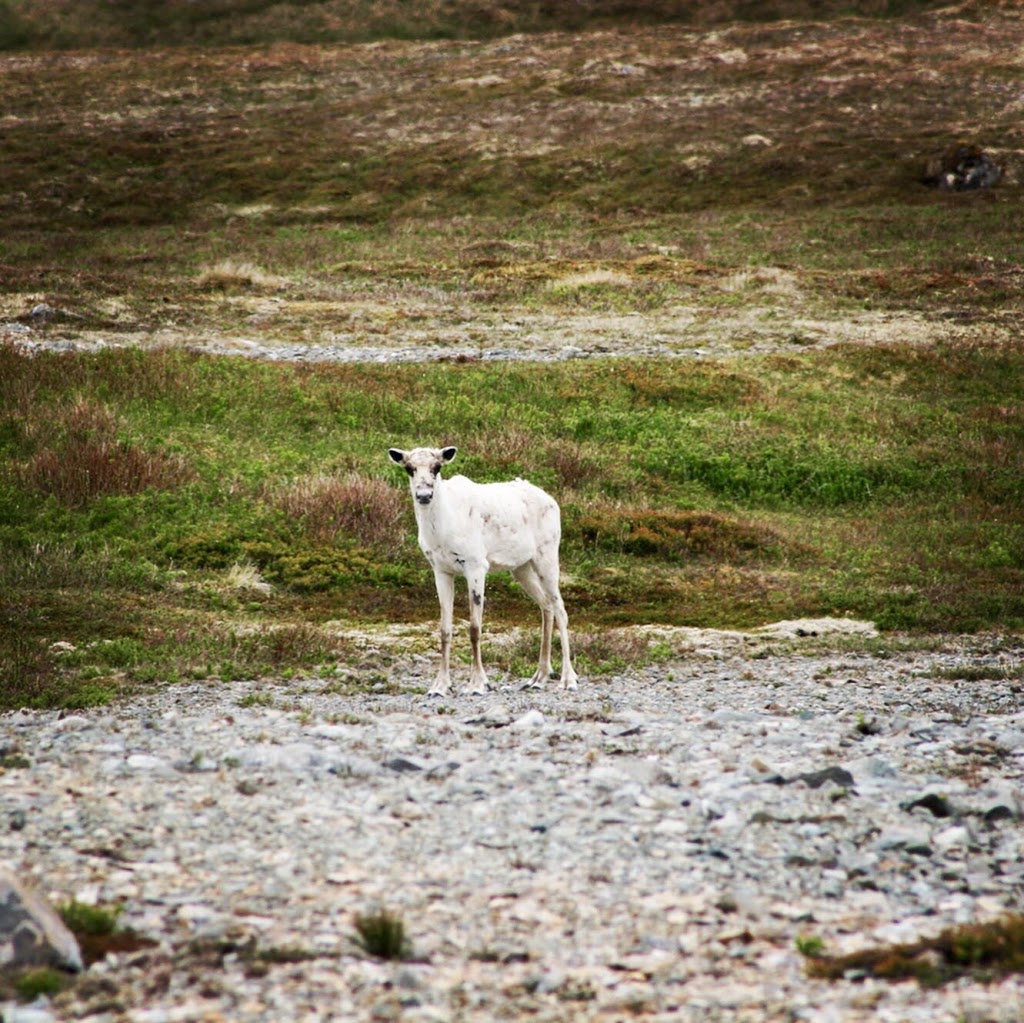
415, 489, 433, 505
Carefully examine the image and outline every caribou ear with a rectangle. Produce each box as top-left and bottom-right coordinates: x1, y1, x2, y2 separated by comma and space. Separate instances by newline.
440, 446, 458, 463
388, 448, 406, 465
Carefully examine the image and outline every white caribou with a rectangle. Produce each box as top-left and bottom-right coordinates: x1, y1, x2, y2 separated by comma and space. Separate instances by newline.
388, 446, 578, 696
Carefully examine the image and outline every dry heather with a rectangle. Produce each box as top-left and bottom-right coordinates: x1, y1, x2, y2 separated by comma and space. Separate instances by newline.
2, 2, 1022, 359
269, 473, 408, 552
0, 1, 970, 49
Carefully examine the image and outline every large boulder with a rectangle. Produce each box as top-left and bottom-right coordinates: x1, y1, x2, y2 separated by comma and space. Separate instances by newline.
922, 144, 1002, 191
0, 869, 83, 972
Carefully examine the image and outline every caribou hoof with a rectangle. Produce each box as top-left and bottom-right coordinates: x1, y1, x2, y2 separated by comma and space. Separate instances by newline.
463, 677, 489, 696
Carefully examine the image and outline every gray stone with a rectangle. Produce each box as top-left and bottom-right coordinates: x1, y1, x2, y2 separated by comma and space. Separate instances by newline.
0, 637, 1021, 1022
0, 869, 82, 972
787, 766, 856, 789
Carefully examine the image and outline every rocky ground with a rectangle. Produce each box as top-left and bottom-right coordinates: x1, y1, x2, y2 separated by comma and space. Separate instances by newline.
3, 293, 1014, 367
2, 620, 1022, 1022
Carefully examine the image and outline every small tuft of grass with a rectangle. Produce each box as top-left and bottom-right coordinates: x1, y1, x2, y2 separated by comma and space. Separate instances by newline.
795, 934, 826, 958
223, 561, 273, 596
252, 944, 319, 965
352, 909, 412, 962
15, 967, 66, 1001
58, 900, 156, 967
59, 900, 122, 937
237, 691, 276, 708
572, 629, 664, 676
197, 259, 288, 292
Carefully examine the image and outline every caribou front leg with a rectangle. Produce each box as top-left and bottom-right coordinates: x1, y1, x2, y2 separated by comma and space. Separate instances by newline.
513, 563, 555, 689
465, 567, 489, 696
428, 569, 455, 697
554, 596, 579, 691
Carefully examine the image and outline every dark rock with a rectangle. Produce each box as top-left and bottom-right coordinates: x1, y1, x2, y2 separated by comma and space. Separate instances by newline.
906, 793, 954, 818
984, 804, 1015, 824
383, 757, 423, 773
786, 854, 817, 867
922, 144, 1002, 191
788, 766, 856, 790
854, 716, 882, 736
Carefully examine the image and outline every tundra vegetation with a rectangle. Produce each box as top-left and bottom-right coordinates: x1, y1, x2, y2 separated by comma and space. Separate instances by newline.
1, 0, 1022, 710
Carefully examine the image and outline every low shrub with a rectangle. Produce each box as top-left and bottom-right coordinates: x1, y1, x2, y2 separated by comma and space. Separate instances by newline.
19, 398, 193, 509
576, 507, 788, 562
268, 473, 407, 553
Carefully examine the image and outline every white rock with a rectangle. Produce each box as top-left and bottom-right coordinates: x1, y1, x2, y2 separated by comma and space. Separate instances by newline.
511, 709, 545, 731
934, 824, 974, 851
125, 753, 171, 773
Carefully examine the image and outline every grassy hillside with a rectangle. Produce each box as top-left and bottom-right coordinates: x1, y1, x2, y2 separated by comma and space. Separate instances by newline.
2, 342, 1021, 708
3, 3, 1022, 363
1, 1, 1022, 707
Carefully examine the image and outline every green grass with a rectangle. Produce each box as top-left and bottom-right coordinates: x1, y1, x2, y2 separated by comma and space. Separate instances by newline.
1, 3, 1022, 708
0, 342, 1021, 707
351, 909, 412, 961
56, 900, 157, 968
14, 968, 66, 1000
59, 900, 122, 938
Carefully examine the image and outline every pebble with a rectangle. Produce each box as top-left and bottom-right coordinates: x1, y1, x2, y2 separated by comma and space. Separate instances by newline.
0, 633, 1022, 1022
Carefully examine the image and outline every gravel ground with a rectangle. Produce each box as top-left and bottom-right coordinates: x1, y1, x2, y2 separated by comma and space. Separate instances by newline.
2, 299, 1009, 367
2, 622, 1022, 1023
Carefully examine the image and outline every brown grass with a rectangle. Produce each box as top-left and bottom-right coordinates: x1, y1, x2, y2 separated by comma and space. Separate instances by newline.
196, 260, 290, 292
1, 1, 952, 51
269, 472, 408, 552
572, 627, 657, 673
21, 397, 194, 508
806, 914, 1024, 988
576, 505, 791, 562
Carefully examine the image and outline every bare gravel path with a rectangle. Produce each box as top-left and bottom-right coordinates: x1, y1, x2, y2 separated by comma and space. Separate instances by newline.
2, 623, 1022, 1022
2, 301, 1010, 367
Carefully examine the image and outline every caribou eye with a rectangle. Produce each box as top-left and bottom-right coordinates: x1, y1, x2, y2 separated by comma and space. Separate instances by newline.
431, 464, 441, 476
405, 466, 414, 477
